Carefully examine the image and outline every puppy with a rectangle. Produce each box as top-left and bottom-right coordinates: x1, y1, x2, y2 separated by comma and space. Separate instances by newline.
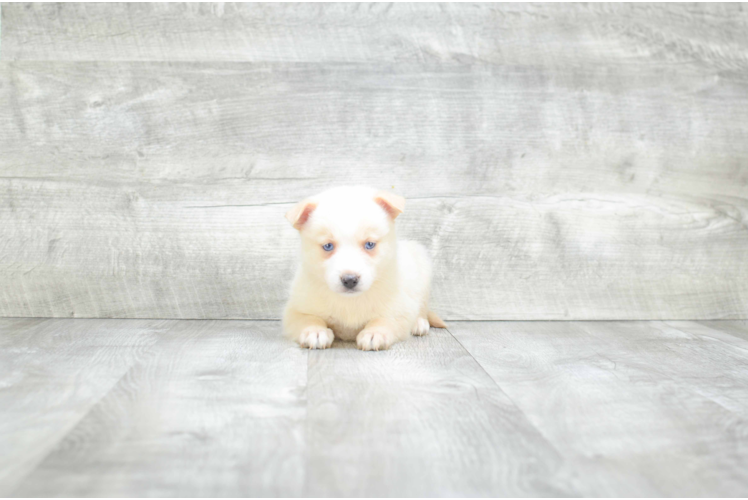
283, 186, 446, 351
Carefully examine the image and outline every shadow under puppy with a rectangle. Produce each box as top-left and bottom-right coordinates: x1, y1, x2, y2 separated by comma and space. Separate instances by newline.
283, 186, 446, 351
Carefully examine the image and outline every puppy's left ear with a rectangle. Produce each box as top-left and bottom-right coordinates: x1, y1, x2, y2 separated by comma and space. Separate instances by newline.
374, 191, 405, 220
285, 199, 317, 230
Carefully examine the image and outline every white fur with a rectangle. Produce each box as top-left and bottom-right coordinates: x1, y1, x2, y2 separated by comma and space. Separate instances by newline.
411, 317, 430, 336
283, 186, 436, 350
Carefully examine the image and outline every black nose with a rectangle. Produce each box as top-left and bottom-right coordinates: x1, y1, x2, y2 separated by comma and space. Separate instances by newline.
340, 274, 360, 290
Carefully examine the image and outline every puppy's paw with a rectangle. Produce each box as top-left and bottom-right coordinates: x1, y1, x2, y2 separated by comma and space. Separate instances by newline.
411, 317, 431, 336
298, 326, 334, 349
357, 328, 396, 351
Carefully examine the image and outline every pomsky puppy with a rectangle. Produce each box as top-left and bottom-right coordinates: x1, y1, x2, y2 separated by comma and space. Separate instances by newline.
283, 186, 446, 351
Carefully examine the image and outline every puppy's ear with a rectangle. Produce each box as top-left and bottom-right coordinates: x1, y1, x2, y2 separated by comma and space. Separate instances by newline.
374, 191, 405, 220
285, 199, 317, 230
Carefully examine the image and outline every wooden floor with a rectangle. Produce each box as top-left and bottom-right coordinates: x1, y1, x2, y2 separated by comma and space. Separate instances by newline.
1, 319, 747, 497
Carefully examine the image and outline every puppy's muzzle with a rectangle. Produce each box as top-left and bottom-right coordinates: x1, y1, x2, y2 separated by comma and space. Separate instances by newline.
340, 273, 360, 290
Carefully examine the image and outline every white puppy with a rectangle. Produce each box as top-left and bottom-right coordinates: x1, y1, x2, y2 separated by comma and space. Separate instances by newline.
283, 186, 446, 351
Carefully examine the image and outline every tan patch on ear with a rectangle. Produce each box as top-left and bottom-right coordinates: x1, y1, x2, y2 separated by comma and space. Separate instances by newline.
285, 200, 317, 230
374, 191, 405, 219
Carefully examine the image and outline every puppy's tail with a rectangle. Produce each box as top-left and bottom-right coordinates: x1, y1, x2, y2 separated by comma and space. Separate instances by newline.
427, 310, 447, 329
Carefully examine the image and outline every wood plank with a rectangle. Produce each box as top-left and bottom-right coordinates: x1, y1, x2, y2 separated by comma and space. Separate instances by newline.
1, 183, 746, 320
0, 318, 174, 496
450, 320, 748, 496
3, 318, 748, 495
3, 62, 748, 203
10, 320, 307, 497
304, 327, 576, 496
1, 61, 747, 319
3, 3, 747, 66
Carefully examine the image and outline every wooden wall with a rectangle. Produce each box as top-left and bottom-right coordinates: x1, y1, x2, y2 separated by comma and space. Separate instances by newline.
1, 3, 747, 320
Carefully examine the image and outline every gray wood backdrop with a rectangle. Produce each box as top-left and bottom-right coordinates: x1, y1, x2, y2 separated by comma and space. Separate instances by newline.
1, 3, 747, 320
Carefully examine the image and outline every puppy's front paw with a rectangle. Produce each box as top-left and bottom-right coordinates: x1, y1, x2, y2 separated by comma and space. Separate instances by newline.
356, 328, 396, 351
299, 326, 334, 349
411, 317, 430, 336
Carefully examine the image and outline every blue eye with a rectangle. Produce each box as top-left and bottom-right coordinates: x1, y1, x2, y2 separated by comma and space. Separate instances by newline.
364, 241, 376, 250
322, 243, 334, 252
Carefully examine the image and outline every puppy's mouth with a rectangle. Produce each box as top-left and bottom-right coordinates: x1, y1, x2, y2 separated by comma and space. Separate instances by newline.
339, 288, 364, 296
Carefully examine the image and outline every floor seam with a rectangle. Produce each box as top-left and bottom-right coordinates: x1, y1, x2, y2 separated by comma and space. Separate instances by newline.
4, 319, 183, 494
302, 346, 311, 497
442, 326, 581, 495
6, 362, 136, 494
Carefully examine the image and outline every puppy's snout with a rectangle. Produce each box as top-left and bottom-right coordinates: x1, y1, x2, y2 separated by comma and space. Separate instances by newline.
340, 273, 360, 290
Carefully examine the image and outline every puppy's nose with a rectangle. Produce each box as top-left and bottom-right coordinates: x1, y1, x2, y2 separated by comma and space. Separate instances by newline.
340, 274, 360, 290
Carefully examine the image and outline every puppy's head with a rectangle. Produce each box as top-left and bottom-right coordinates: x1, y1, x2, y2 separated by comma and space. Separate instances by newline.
285, 186, 405, 296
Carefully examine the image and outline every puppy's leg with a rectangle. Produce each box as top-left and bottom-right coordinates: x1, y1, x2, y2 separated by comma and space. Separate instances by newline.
284, 308, 334, 349
357, 317, 410, 351
410, 300, 432, 336
411, 316, 431, 336
412, 309, 446, 335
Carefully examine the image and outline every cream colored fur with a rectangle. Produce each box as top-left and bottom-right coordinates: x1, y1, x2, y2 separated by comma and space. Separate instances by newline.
283, 186, 445, 351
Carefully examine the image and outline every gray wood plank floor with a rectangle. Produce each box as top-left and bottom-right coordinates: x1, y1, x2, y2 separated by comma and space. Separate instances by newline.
2, 319, 747, 497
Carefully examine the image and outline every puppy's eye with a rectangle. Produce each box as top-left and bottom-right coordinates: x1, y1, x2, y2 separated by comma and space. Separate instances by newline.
322, 243, 334, 252
364, 241, 376, 250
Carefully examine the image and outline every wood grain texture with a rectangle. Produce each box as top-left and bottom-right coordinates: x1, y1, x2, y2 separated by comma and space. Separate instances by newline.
9, 320, 307, 497
2, 3, 748, 68
3, 62, 748, 202
304, 327, 575, 497
1, 60, 748, 319
2, 4, 748, 320
1, 183, 747, 320
3, 318, 748, 496
0, 317, 174, 496
450, 320, 748, 497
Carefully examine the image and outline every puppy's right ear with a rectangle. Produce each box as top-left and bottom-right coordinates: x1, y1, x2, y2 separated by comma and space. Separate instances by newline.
285, 199, 317, 230
374, 191, 405, 220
